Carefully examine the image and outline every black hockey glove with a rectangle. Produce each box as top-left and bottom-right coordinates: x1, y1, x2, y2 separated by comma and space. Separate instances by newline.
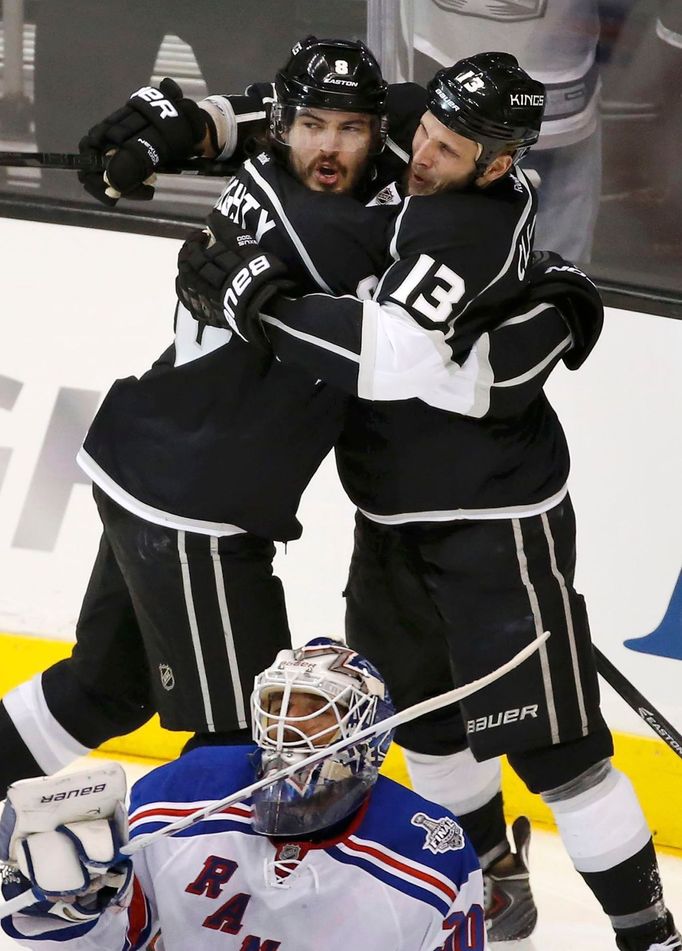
524, 251, 604, 369
176, 212, 292, 350
78, 78, 209, 206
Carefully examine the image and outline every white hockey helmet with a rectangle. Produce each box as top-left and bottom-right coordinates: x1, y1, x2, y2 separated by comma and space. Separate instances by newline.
250, 636, 395, 836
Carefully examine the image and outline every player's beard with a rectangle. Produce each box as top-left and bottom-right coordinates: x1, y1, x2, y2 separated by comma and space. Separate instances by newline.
404, 160, 478, 195
290, 152, 366, 195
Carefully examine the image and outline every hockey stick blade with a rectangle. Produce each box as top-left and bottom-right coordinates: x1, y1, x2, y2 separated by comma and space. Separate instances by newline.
594, 646, 682, 758
0, 150, 233, 176
0, 631, 548, 919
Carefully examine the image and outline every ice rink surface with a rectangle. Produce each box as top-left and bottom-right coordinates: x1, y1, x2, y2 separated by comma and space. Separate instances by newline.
1, 755, 680, 950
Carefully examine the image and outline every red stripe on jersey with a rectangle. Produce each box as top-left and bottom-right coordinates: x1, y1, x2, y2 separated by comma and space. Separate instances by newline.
129, 803, 252, 828
125, 877, 149, 948
344, 837, 457, 902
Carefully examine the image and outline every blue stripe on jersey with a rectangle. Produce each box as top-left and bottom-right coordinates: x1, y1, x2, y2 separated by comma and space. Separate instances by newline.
129, 745, 256, 815
1, 915, 98, 942
359, 776, 481, 885
327, 844, 451, 917
130, 818, 260, 841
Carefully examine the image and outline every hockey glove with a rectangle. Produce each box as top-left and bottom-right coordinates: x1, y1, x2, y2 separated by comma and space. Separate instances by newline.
78, 78, 209, 205
0, 764, 131, 922
176, 211, 292, 349
524, 250, 604, 369
0, 807, 132, 922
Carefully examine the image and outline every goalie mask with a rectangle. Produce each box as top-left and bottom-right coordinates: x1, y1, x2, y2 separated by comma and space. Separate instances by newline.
271, 36, 389, 155
251, 637, 395, 836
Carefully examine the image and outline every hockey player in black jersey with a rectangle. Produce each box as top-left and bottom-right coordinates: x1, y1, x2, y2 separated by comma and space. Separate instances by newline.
175, 53, 680, 951
0, 38, 392, 807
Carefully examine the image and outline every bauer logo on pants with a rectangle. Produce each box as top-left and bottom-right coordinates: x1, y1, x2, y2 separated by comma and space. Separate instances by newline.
411, 813, 465, 853
159, 663, 175, 691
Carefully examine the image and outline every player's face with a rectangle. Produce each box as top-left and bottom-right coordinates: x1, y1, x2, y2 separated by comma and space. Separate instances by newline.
407, 111, 481, 195
267, 689, 341, 747
285, 108, 374, 194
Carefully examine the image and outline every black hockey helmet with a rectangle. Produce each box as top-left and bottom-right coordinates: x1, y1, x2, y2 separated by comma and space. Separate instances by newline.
272, 36, 389, 152
426, 52, 546, 173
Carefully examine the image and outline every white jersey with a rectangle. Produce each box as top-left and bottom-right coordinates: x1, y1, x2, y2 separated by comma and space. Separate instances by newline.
414, 0, 600, 147
4, 746, 486, 950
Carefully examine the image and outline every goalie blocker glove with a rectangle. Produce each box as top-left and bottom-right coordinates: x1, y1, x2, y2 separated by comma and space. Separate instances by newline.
176, 211, 292, 349
523, 250, 604, 369
78, 78, 210, 205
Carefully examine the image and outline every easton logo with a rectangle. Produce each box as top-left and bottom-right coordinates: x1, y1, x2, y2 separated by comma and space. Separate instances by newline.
327, 78, 359, 87
41, 783, 106, 803
510, 93, 545, 106
638, 708, 682, 756
412, 813, 465, 854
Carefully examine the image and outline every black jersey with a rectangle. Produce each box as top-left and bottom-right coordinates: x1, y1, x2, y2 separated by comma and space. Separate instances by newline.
79, 153, 389, 542
262, 167, 537, 405
257, 163, 583, 520
191, 82, 584, 521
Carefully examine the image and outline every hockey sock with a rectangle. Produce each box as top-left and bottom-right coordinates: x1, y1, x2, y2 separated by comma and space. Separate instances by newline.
402, 747, 508, 868
542, 759, 669, 929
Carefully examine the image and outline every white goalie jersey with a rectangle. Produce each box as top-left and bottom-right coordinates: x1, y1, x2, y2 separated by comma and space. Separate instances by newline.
2, 746, 486, 950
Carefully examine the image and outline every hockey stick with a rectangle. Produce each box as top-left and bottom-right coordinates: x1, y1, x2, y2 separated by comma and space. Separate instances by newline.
594, 645, 682, 759
0, 631, 548, 918
0, 150, 233, 176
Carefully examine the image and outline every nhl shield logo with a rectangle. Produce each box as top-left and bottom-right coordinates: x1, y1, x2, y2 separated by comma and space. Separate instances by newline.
431, 0, 547, 22
411, 812, 465, 854
159, 663, 175, 691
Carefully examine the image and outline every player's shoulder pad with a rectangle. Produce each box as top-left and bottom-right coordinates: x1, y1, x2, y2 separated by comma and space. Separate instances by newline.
357, 775, 480, 881
129, 744, 256, 817
393, 170, 534, 262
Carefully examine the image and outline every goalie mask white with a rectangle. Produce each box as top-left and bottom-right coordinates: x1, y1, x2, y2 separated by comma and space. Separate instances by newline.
250, 637, 395, 836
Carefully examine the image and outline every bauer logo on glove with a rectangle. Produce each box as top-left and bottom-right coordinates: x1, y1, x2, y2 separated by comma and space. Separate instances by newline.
176, 211, 292, 349
0, 765, 133, 923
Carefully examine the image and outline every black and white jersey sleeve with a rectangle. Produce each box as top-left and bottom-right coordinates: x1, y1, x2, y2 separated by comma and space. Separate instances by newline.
262, 168, 538, 411
199, 82, 273, 163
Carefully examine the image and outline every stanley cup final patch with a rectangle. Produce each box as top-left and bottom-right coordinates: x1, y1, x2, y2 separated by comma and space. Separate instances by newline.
411, 812, 466, 854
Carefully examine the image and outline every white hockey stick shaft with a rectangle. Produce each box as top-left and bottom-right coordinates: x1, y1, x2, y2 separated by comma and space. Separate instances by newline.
0, 631, 547, 918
